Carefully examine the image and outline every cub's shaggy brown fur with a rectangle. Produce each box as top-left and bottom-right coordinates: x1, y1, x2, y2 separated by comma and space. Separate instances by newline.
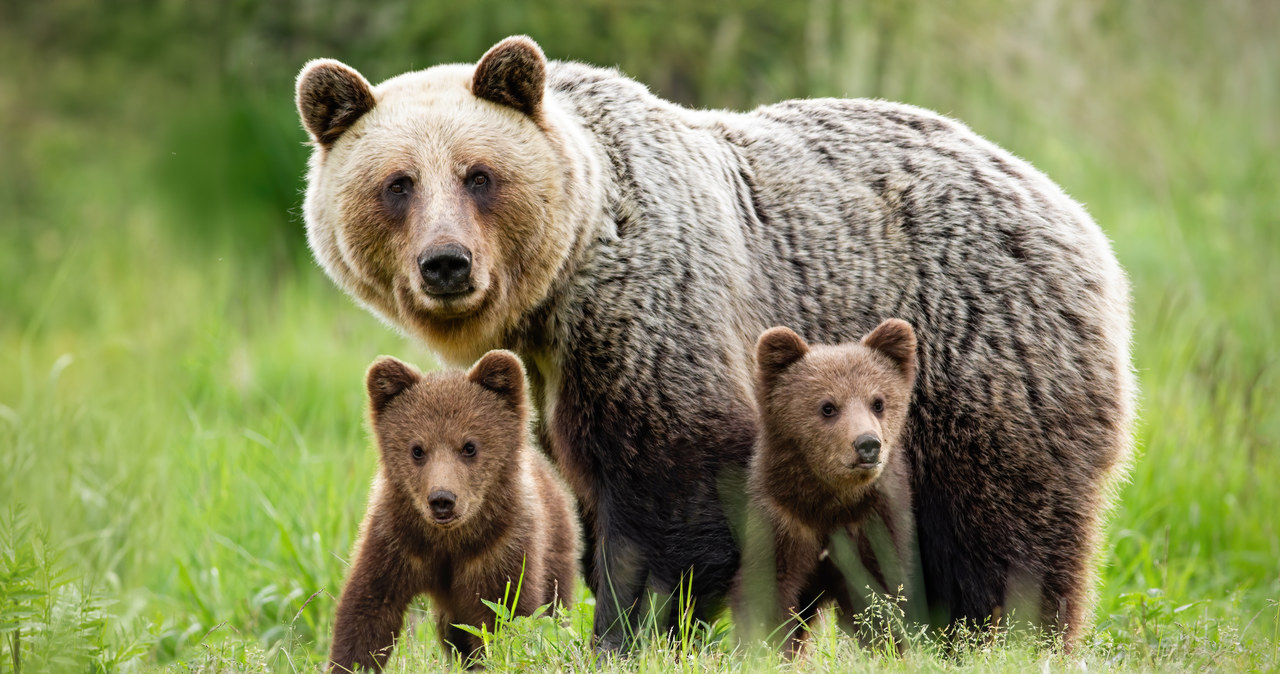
739, 320, 917, 654
328, 351, 579, 671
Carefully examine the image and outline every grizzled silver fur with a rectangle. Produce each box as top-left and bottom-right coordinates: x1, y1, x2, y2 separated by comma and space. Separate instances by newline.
296, 36, 1134, 650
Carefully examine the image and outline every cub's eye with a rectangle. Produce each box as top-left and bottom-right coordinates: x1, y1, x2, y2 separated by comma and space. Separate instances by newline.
872, 398, 885, 414
411, 444, 425, 460
821, 402, 837, 418
387, 176, 413, 195
461, 441, 477, 457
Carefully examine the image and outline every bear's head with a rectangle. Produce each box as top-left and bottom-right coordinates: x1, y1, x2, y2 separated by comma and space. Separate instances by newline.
365, 350, 529, 530
754, 319, 917, 490
297, 37, 596, 365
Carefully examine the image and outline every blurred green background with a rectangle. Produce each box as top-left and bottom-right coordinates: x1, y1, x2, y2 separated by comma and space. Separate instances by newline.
1, 0, 1277, 670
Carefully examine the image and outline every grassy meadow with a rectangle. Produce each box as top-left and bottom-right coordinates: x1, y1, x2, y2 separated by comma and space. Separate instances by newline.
1, 1, 1277, 671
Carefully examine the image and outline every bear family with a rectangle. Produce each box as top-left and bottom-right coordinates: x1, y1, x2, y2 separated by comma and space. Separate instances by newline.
738, 320, 918, 655
297, 36, 1134, 649
328, 352, 579, 670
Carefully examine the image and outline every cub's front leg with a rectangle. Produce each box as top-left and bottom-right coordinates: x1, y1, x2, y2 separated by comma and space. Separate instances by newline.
438, 559, 533, 668
436, 611, 484, 668
773, 529, 825, 657
329, 526, 417, 672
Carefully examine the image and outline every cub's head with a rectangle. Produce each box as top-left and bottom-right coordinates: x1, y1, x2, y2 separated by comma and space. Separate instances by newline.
754, 319, 918, 489
366, 350, 529, 530
297, 37, 590, 364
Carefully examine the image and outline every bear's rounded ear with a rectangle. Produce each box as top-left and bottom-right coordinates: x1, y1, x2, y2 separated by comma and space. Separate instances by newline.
366, 356, 420, 415
756, 327, 810, 387
862, 318, 918, 382
467, 350, 526, 404
472, 36, 546, 120
296, 59, 376, 148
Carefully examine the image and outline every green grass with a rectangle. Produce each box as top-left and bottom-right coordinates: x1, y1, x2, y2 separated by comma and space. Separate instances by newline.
1, 1, 1277, 671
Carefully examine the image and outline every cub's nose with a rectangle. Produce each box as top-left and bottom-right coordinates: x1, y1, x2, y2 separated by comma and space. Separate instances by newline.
428, 489, 457, 520
418, 243, 473, 295
854, 434, 882, 465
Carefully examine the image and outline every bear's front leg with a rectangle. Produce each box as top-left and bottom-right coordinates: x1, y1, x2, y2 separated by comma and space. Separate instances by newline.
591, 526, 650, 653
773, 531, 824, 657
329, 530, 415, 672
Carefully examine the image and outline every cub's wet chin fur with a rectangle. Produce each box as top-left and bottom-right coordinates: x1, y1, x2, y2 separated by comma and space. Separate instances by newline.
417, 502, 468, 529
847, 462, 884, 481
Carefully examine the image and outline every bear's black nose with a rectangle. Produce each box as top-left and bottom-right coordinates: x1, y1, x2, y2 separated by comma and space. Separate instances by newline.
428, 490, 457, 520
418, 243, 473, 295
854, 434, 881, 464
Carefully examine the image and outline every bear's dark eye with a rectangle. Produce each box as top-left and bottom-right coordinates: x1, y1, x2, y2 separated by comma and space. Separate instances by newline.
872, 398, 885, 415
461, 441, 477, 457
411, 444, 425, 460
465, 165, 494, 191
387, 176, 413, 195
821, 402, 837, 418
464, 165, 498, 211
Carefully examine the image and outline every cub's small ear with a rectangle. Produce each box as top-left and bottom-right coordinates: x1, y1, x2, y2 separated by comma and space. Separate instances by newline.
862, 318, 918, 381
468, 350, 526, 404
756, 327, 810, 387
296, 59, 376, 148
472, 35, 546, 119
366, 356, 420, 415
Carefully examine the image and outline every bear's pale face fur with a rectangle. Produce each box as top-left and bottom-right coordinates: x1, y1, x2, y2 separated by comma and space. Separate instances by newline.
298, 38, 599, 365
367, 351, 528, 531
755, 319, 917, 502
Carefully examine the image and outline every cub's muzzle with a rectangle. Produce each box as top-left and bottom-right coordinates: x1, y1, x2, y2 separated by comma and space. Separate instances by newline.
428, 489, 458, 523
854, 433, 882, 465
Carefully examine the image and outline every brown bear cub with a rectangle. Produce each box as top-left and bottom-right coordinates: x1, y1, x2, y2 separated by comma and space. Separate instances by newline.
739, 319, 918, 655
328, 351, 579, 671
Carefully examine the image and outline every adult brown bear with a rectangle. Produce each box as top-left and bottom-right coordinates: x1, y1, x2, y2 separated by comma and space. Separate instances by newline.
296, 36, 1134, 650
